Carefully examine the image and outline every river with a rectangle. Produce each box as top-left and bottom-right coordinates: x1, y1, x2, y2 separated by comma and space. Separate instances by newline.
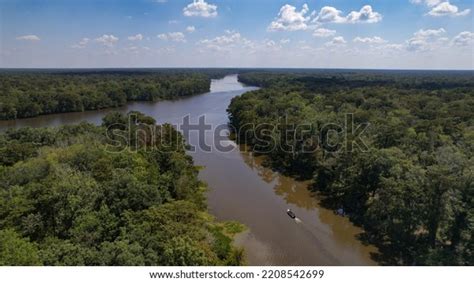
0, 75, 377, 266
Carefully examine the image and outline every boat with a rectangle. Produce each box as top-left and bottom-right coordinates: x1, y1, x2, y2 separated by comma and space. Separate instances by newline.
287, 209, 296, 219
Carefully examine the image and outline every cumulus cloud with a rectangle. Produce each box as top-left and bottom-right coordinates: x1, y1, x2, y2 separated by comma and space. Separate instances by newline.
95, 34, 119, 47
314, 6, 346, 23
312, 28, 336, 37
71, 37, 90, 48
353, 36, 387, 44
427, 2, 470, 17
406, 28, 446, 51
186, 26, 196, 33
314, 5, 382, 24
411, 0, 470, 17
197, 31, 289, 55
346, 5, 383, 23
128, 34, 143, 41
325, 36, 347, 47
268, 4, 311, 31
199, 30, 242, 45
157, 32, 186, 42
268, 4, 382, 32
198, 30, 254, 52
16, 34, 40, 41
451, 31, 474, 46
168, 32, 186, 42
264, 39, 282, 50
183, 0, 217, 18
414, 28, 446, 38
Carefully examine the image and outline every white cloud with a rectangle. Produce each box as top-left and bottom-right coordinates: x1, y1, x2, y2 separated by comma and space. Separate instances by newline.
414, 28, 446, 38
268, 4, 311, 31
16, 34, 40, 41
407, 39, 429, 51
153, 0, 167, 3
410, 0, 442, 7
325, 36, 347, 46
198, 30, 254, 52
157, 32, 186, 42
128, 34, 143, 41
169, 32, 186, 42
314, 6, 346, 23
268, 4, 382, 32
183, 0, 218, 18
265, 40, 281, 50
199, 30, 242, 45
346, 5, 383, 23
354, 36, 387, 44
314, 5, 382, 24
95, 34, 119, 47
406, 28, 446, 51
186, 26, 196, 33
427, 2, 470, 17
312, 28, 336, 37
197, 31, 289, 55
411, 0, 470, 17
451, 31, 474, 46
71, 37, 90, 48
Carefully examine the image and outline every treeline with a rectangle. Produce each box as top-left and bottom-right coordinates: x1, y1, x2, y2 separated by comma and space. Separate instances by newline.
229, 71, 473, 265
0, 111, 245, 265
0, 71, 212, 120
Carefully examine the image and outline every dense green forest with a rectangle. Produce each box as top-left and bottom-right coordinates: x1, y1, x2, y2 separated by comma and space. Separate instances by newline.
0, 70, 228, 120
0, 111, 244, 265
229, 71, 473, 265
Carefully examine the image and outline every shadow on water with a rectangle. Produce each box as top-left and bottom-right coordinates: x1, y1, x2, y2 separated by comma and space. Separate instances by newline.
236, 144, 378, 265
306, 182, 412, 266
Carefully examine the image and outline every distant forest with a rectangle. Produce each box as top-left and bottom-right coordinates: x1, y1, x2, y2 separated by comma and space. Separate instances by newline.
0, 69, 237, 120
229, 71, 474, 265
0, 111, 245, 265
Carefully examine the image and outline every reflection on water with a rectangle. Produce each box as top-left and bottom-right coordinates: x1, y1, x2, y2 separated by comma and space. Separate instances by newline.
235, 146, 377, 265
0, 74, 377, 266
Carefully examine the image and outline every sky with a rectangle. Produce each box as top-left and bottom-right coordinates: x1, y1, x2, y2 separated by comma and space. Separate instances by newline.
0, 0, 473, 69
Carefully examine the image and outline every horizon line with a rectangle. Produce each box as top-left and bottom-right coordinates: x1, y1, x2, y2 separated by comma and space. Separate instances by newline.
1, 67, 473, 72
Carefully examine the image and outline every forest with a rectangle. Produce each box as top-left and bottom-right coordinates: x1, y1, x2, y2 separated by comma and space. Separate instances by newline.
0, 69, 232, 120
229, 70, 473, 265
0, 111, 245, 266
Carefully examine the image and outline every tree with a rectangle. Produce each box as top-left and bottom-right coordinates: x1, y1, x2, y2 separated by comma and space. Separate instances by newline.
0, 229, 41, 266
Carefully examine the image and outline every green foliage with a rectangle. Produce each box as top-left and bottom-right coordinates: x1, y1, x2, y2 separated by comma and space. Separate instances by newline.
0, 229, 41, 265
0, 111, 243, 265
0, 71, 212, 119
223, 221, 247, 235
229, 71, 474, 265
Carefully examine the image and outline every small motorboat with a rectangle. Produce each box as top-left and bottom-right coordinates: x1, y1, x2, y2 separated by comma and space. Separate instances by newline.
287, 209, 296, 219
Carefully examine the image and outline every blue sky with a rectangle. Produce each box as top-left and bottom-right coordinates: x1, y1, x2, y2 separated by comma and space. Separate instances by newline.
1, 0, 473, 69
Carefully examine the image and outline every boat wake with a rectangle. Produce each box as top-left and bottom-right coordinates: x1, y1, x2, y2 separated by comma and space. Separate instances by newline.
294, 217, 302, 223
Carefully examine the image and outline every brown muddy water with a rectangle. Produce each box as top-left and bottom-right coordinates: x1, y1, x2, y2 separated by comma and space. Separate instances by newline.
0, 75, 377, 266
